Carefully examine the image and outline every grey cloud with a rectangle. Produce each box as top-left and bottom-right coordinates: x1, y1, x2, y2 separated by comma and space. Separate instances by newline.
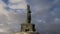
27, 0, 60, 34
0, 0, 60, 34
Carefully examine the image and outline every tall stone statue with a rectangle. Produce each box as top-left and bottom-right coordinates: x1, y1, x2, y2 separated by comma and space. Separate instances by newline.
27, 4, 31, 23
21, 4, 36, 32
11, 4, 39, 34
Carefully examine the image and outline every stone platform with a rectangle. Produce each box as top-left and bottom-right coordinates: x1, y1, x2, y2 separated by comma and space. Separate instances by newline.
11, 32, 39, 34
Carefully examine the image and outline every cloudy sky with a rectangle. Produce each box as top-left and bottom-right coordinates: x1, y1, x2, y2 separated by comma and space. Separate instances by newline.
0, 0, 60, 34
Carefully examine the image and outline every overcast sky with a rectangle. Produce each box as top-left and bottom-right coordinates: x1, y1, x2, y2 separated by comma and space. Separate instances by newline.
0, 0, 60, 34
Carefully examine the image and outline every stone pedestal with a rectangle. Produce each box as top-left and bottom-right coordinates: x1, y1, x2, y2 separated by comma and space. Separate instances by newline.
11, 32, 39, 34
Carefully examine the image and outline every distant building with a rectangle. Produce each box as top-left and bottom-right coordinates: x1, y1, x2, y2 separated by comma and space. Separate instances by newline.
11, 4, 39, 34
